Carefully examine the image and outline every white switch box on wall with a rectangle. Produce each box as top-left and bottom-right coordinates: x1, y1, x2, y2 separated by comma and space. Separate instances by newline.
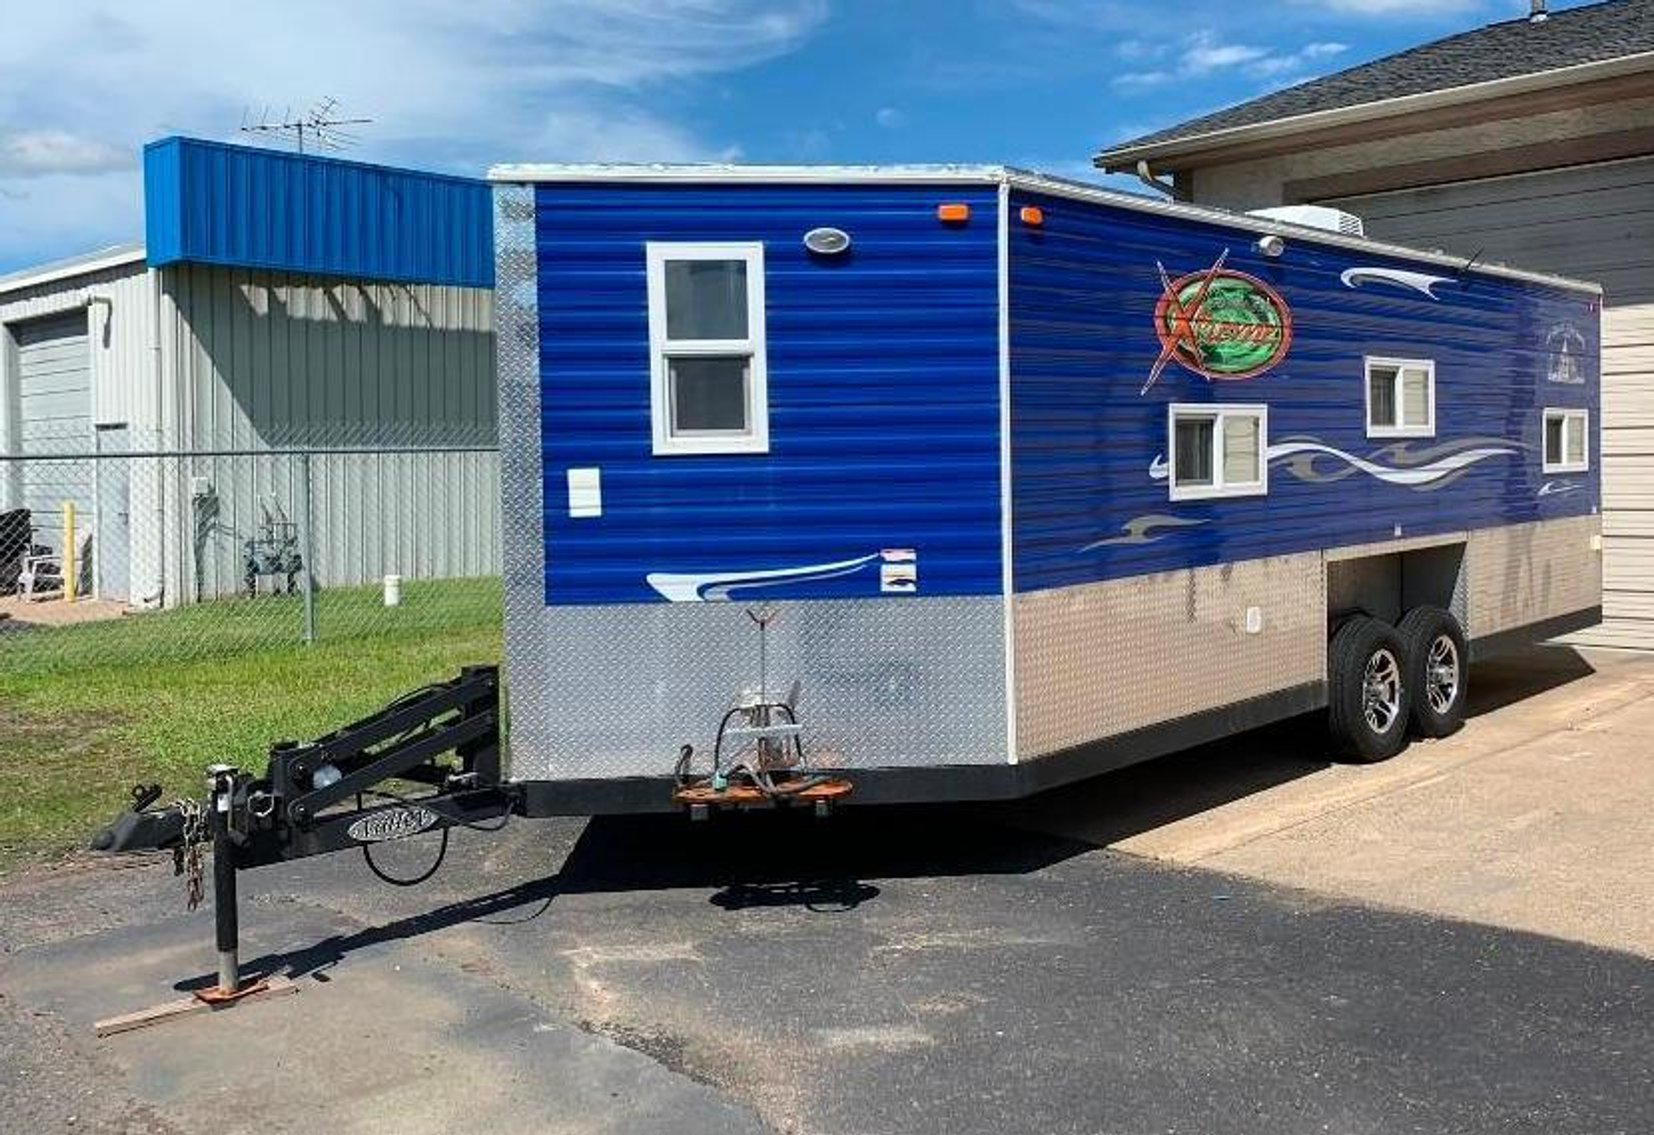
567, 467, 602, 518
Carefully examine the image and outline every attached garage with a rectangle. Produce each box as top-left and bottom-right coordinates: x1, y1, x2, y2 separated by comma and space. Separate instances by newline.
1325, 158, 1654, 648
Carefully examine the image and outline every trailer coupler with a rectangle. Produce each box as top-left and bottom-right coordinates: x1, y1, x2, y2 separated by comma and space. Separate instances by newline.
89, 664, 511, 1002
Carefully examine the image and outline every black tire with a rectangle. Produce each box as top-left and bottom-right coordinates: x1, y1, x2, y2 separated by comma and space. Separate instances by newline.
1326, 615, 1412, 763
1396, 605, 1468, 738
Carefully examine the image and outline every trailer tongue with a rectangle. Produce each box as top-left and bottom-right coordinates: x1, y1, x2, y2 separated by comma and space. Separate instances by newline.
91, 659, 850, 1008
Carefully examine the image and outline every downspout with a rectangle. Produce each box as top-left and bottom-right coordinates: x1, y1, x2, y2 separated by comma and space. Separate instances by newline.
1133, 160, 1181, 200
149, 264, 167, 608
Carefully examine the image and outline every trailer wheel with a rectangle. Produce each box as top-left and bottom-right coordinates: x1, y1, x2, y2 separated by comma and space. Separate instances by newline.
1396, 605, 1468, 738
1327, 615, 1412, 763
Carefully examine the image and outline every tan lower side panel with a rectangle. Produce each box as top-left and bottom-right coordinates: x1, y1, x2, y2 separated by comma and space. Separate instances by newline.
1012, 553, 1326, 762
1013, 516, 1602, 762
1466, 515, 1601, 639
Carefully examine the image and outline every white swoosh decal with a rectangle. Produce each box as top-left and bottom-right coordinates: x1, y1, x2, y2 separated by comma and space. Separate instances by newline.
1340, 266, 1455, 299
1267, 440, 1517, 485
1149, 441, 1518, 487
1537, 480, 1581, 497
647, 554, 880, 603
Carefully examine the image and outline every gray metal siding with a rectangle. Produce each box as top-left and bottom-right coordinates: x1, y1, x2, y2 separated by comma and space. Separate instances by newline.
161, 264, 498, 601
1324, 157, 1654, 304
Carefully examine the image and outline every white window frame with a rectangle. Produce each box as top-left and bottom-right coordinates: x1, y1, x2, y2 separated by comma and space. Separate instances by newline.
1167, 402, 1269, 502
1364, 356, 1436, 439
646, 241, 769, 456
1542, 407, 1590, 474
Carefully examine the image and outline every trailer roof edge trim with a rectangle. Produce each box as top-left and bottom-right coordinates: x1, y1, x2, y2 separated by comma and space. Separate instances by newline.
489, 162, 1601, 295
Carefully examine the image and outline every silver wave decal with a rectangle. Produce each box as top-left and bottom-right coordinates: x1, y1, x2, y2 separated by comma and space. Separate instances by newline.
647, 553, 880, 602
1080, 513, 1209, 551
347, 805, 440, 844
1340, 266, 1455, 300
1150, 436, 1521, 491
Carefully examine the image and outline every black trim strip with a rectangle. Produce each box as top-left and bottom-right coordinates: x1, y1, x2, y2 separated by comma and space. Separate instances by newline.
1469, 605, 1601, 663
513, 680, 1328, 815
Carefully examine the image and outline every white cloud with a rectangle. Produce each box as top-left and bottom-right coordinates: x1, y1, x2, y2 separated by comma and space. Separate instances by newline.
1288, 0, 1484, 11
0, 131, 130, 178
874, 107, 906, 129
1113, 32, 1347, 88
1183, 39, 1271, 72
0, 0, 827, 267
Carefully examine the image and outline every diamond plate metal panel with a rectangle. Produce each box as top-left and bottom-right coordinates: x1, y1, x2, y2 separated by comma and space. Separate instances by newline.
1467, 515, 1602, 638
493, 184, 555, 777
1013, 553, 1326, 761
507, 597, 1008, 781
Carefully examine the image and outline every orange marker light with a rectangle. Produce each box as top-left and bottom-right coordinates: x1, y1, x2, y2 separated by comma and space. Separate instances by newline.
936, 203, 971, 222
1019, 205, 1045, 226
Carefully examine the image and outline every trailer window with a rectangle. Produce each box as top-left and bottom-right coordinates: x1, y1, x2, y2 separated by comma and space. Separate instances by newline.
1543, 408, 1589, 473
646, 242, 768, 455
1366, 357, 1434, 438
1168, 404, 1268, 501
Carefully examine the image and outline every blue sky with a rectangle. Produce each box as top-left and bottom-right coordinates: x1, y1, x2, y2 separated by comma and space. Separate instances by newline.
0, 0, 1598, 272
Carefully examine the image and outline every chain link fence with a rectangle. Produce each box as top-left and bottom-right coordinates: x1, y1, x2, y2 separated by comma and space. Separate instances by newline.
0, 423, 503, 674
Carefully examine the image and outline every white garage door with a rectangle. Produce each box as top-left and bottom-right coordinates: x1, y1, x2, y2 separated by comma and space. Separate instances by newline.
1329, 159, 1654, 648
14, 311, 93, 557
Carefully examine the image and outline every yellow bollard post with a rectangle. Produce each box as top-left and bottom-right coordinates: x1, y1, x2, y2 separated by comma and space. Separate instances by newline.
63, 501, 76, 602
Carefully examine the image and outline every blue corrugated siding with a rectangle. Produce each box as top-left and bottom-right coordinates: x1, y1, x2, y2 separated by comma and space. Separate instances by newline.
534, 182, 1002, 605
144, 137, 493, 287
1008, 187, 1601, 592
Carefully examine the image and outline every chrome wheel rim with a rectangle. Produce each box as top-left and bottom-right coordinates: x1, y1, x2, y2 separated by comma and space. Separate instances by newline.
1363, 648, 1401, 734
1425, 634, 1460, 716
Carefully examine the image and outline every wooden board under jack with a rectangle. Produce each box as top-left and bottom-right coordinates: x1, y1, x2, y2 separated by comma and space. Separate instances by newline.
93, 976, 299, 1038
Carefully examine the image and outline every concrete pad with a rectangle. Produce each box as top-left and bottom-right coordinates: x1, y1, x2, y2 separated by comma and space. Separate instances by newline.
0, 902, 768, 1135
1016, 645, 1654, 958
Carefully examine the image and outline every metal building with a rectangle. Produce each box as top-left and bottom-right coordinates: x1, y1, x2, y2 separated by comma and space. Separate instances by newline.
0, 139, 497, 610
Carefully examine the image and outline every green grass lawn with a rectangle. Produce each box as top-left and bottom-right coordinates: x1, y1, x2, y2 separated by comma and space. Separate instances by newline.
0, 578, 502, 869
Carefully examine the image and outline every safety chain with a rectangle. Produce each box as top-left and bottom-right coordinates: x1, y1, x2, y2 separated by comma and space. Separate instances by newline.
172, 797, 206, 911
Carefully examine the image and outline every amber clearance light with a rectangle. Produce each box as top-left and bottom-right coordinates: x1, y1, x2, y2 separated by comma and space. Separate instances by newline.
936, 203, 971, 223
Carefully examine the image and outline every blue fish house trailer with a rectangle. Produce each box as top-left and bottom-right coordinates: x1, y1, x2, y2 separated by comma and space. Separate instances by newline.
489, 164, 1602, 811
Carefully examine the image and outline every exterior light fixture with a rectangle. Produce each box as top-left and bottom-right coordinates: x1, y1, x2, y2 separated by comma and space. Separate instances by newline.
803, 226, 851, 255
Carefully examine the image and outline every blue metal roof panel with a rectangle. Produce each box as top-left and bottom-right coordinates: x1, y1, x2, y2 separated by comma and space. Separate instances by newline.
143, 136, 493, 287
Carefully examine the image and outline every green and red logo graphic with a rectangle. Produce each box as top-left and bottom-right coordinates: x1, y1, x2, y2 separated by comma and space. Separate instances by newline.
1144, 249, 1292, 393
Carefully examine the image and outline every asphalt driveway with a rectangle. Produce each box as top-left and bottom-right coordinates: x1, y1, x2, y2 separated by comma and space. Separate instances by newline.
2, 644, 1651, 1135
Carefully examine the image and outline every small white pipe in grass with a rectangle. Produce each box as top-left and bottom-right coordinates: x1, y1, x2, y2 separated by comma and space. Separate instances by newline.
383, 574, 402, 607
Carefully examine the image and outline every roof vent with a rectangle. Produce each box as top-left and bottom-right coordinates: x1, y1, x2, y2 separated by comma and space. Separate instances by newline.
1246, 204, 1365, 237
1531, 0, 1548, 21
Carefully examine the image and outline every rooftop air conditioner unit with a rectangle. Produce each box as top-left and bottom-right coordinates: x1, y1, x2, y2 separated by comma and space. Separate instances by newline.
1247, 204, 1365, 237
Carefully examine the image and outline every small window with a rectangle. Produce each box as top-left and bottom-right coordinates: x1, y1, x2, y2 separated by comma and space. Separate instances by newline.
646, 242, 768, 455
1366, 357, 1435, 438
1168, 403, 1268, 501
1543, 408, 1589, 473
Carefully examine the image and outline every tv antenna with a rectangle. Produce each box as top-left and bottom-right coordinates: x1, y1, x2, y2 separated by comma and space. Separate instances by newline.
239, 97, 371, 155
